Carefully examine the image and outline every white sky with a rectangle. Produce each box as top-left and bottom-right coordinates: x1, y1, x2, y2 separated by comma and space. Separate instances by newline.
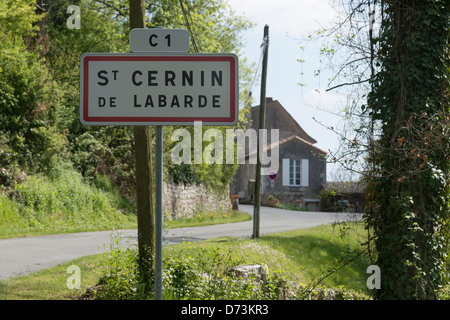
226, 0, 350, 180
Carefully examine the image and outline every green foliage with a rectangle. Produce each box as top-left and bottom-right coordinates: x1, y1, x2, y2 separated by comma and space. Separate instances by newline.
0, 136, 21, 187
94, 242, 292, 300
149, 0, 253, 54
163, 209, 251, 228
301, 0, 448, 300
0, 0, 256, 240
69, 127, 136, 201
94, 232, 146, 300
0, 193, 29, 235
39, 0, 254, 191
163, 123, 246, 189
275, 203, 312, 212
38, 0, 135, 197
0, 0, 67, 176
89, 223, 372, 300
163, 254, 286, 300
146, 0, 254, 187
0, 166, 136, 237
0, 0, 42, 41
0, 223, 374, 300
300, 285, 368, 300
366, 0, 449, 299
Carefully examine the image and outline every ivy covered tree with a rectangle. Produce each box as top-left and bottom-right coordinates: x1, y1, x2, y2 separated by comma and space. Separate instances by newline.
301, 0, 449, 299
366, 0, 449, 299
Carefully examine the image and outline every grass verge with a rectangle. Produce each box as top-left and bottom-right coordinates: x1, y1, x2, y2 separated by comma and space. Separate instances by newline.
0, 167, 251, 239
275, 203, 312, 212
0, 168, 137, 239
164, 210, 251, 229
0, 222, 373, 300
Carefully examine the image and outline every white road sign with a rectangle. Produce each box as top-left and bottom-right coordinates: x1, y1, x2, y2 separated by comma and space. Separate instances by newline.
80, 53, 239, 126
129, 28, 190, 53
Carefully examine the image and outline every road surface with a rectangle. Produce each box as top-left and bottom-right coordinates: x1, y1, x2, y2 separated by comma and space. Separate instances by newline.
0, 205, 361, 280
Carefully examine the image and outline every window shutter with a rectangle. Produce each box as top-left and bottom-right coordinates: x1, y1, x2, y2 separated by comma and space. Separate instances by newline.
282, 158, 290, 186
301, 159, 309, 187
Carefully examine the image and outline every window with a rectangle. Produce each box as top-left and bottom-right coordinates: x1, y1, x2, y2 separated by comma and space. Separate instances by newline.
289, 159, 301, 186
282, 158, 309, 187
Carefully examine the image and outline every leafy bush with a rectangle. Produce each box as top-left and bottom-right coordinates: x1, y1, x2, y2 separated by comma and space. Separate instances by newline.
0, 0, 67, 176
92, 243, 368, 300
0, 135, 20, 187
94, 232, 145, 300
0, 166, 136, 237
92, 245, 296, 300
0, 194, 29, 235
296, 285, 369, 300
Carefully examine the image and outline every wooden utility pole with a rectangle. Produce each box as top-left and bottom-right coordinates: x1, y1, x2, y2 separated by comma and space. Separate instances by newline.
129, 0, 155, 295
253, 25, 269, 239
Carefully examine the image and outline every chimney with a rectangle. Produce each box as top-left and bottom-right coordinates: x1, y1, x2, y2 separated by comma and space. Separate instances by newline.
266, 97, 273, 103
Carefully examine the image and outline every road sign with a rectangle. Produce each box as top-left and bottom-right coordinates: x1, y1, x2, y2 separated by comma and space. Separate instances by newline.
129, 28, 190, 53
80, 53, 239, 126
268, 171, 278, 180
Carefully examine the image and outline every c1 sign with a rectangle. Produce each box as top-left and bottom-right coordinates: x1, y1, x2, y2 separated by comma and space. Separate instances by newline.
129, 28, 190, 53
80, 53, 239, 126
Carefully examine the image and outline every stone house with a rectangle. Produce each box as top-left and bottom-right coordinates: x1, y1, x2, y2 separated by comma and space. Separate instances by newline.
230, 98, 327, 211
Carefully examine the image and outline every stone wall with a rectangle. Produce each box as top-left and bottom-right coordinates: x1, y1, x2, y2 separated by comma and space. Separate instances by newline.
163, 182, 231, 219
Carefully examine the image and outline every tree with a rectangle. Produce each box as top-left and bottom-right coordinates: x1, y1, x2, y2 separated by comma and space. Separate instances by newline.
29, 0, 254, 296
128, 0, 156, 297
36, 0, 254, 195
36, 0, 135, 200
0, 0, 66, 180
366, 0, 449, 299
301, 0, 449, 299
149, 0, 254, 188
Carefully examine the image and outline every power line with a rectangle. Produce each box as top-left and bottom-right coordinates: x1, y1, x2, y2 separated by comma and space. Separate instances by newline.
178, 1, 266, 110
185, 1, 203, 53
240, 36, 268, 109
179, 0, 201, 53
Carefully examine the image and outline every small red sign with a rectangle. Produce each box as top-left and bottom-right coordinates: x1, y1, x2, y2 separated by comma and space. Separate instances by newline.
268, 171, 277, 180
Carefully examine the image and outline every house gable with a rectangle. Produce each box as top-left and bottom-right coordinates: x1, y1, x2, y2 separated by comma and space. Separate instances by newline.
250, 98, 317, 144
232, 97, 327, 211
277, 136, 326, 194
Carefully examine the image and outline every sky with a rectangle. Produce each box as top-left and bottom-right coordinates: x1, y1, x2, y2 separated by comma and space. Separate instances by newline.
225, 0, 351, 181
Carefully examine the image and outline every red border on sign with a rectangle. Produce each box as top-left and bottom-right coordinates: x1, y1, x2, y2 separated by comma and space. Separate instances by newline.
268, 171, 278, 180
82, 55, 237, 124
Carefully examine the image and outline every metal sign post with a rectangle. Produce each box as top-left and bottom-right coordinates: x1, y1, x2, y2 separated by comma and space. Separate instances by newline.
129, 28, 190, 301
155, 124, 163, 300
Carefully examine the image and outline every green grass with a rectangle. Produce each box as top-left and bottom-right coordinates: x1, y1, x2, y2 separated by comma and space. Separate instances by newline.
275, 203, 312, 212
0, 168, 372, 299
165, 222, 370, 293
257, 223, 369, 290
0, 168, 137, 239
0, 222, 373, 300
164, 209, 251, 228
0, 254, 102, 300
0, 167, 250, 239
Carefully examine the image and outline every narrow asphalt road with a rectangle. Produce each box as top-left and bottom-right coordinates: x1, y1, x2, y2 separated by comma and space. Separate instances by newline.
0, 205, 361, 280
